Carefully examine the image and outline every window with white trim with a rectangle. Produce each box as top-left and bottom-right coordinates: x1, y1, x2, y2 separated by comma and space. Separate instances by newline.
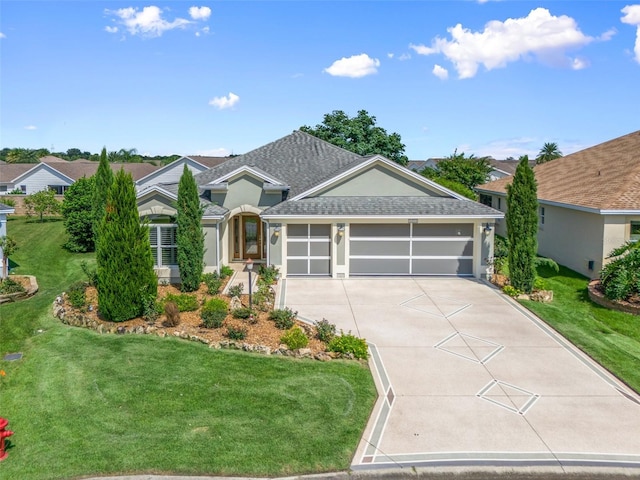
539, 206, 545, 226
631, 221, 640, 242
149, 224, 177, 266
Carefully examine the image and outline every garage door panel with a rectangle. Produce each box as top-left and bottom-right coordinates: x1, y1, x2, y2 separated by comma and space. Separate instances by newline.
310, 224, 331, 238
287, 224, 308, 238
287, 259, 309, 275
350, 240, 410, 256
412, 258, 473, 275
350, 258, 411, 275
287, 242, 308, 256
412, 240, 473, 256
350, 224, 409, 237
310, 259, 330, 275
309, 241, 330, 256
413, 224, 473, 237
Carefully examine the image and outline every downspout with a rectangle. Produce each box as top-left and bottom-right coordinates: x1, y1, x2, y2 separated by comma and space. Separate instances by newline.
263, 220, 270, 266
216, 219, 220, 276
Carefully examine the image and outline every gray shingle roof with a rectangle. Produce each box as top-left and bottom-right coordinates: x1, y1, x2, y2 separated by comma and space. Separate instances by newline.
155, 183, 228, 218
262, 196, 503, 217
194, 130, 365, 197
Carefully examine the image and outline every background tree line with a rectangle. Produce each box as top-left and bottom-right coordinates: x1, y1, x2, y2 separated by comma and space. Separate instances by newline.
0, 147, 181, 165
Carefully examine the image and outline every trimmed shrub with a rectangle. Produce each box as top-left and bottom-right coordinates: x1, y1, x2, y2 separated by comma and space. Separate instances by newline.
281, 326, 309, 350
232, 307, 253, 319
163, 301, 180, 327
161, 293, 199, 312
67, 281, 87, 309
228, 284, 244, 298
252, 284, 275, 312
141, 288, 161, 323
220, 265, 234, 279
202, 272, 222, 295
177, 165, 204, 292
226, 325, 247, 340
502, 285, 522, 298
258, 264, 280, 285
201, 298, 228, 328
80, 260, 98, 287
314, 318, 336, 343
328, 331, 369, 359
600, 242, 640, 301
269, 307, 296, 330
61, 176, 96, 252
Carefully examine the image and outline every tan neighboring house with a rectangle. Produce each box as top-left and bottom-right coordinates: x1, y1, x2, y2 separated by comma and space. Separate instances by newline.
476, 130, 640, 278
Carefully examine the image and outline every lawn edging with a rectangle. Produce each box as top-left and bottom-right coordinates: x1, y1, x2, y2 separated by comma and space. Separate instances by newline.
0, 275, 38, 304
588, 279, 640, 316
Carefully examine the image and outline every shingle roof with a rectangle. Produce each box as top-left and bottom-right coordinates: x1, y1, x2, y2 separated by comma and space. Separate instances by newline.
0, 202, 15, 212
194, 130, 365, 197
158, 183, 228, 218
477, 130, 640, 211
187, 156, 229, 168
262, 196, 503, 217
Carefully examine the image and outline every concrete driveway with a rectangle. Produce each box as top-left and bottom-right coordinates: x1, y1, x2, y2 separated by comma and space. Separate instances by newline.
279, 277, 640, 472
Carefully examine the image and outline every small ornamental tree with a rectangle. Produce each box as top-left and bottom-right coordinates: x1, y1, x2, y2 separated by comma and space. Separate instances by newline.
96, 169, 157, 322
24, 189, 61, 222
506, 155, 538, 294
61, 176, 96, 252
92, 147, 114, 242
176, 164, 204, 292
0, 236, 18, 278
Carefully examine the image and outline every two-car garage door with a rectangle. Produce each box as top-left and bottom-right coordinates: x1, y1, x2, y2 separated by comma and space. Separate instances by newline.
286, 224, 331, 276
349, 223, 473, 276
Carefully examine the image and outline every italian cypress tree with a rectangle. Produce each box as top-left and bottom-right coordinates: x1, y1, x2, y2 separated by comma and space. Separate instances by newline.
506, 155, 538, 293
96, 169, 157, 322
61, 176, 96, 252
92, 147, 114, 242
176, 164, 204, 292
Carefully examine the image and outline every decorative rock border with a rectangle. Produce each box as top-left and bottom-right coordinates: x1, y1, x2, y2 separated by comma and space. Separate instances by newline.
588, 280, 640, 316
0, 275, 39, 304
52, 294, 338, 361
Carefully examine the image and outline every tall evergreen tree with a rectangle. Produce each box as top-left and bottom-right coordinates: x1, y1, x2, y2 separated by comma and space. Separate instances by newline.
506, 155, 538, 293
96, 169, 157, 322
92, 147, 114, 242
176, 164, 204, 292
61, 176, 96, 252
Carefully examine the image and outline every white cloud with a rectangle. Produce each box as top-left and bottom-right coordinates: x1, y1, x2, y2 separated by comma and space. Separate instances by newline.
411, 8, 595, 78
571, 56, 589, 70
324, 53, 380, 78
195, 26, 210, 37
398, 53, 411, 61
432, 64, 449, 80
598, 28, 617, 41
189, 6, 211, 20
387, 53, 394, 59
0, 32, 6, 39
24, 125, 37, 130
105, 6, 192, 38
105, 26, 118, 34
195, 147, 231, 157
621, 4, 640, 63
209, 92, 240, 110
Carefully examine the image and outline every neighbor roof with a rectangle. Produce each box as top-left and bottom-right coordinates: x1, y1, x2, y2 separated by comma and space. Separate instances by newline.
477, 130, 640, 211
0, 161, 158, 183
194, 130, 365, 197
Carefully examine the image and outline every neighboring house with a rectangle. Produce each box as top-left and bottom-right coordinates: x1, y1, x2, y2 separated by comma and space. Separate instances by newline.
0, 202, 16, 278
406, 158, 532, 181
136, 156, 227, 192
476, 130, 640, 278
0, 158, 158, 195
137, 131, 503, 282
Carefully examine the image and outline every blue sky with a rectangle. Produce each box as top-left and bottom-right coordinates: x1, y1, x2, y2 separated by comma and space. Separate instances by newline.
1, 1, 639, 160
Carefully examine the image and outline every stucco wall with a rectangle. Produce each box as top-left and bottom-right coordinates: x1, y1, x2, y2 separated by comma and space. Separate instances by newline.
318, 165, 445, 197
211, 175, 281, 211
138, 193, 177, 217
202, 222, 219, 272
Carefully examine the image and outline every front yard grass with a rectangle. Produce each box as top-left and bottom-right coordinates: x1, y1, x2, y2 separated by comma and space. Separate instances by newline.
520, 264, 640, 393
0, 217, 376, 479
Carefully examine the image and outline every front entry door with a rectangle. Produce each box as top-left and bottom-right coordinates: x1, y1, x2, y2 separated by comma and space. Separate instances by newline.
242, 216, 262, 259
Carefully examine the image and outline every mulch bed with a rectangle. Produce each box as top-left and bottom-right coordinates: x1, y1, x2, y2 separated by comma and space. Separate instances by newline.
66, 281, 328, 355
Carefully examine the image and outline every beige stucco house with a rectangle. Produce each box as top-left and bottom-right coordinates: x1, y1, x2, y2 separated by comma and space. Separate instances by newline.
476, 130, 640, 278
137, 131, 503, 282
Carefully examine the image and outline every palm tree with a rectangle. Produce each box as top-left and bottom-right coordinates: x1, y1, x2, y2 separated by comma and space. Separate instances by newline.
536, 142, 563, 164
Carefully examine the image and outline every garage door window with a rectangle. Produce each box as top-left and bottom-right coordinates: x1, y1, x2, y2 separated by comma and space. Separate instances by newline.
287, 224, 331, 275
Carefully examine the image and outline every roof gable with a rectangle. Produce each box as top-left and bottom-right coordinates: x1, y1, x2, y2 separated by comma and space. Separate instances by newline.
11, 162, 75, 185
477, 130, 640, 212
136, 156, 211, 186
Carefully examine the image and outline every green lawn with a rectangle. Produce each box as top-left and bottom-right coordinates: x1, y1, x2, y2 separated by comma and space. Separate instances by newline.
521, 265, 640, 393
0, 217, 376, 480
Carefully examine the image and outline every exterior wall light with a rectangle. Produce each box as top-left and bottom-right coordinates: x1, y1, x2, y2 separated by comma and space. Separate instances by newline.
337, 224, 345, 237
273, 225, 281, 237
483, 223, 494, 232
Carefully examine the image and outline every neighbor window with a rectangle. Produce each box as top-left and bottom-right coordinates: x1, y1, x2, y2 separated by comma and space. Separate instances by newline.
631, 221, 640, 242
479, 194, 492, 208
539, 206, 545, 225
149, 224, 177, 266
20, 185, 26, 193
48, 185, 68, 195
0, 186, 7, 193
498, 197, 502, 210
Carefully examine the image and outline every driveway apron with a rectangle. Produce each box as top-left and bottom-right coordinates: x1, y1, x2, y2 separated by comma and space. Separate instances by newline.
279, 277, 640, 472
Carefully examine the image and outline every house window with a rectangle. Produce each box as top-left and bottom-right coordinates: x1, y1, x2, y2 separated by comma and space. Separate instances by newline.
149, 224, 178, 266
539, 206, 545, 225
20, 185, 26, 193
48, 185, 68, 195
498, 197, 502, 210
631, 222, 640, 242
0, 186, 7, 193
479, 194, 492, 207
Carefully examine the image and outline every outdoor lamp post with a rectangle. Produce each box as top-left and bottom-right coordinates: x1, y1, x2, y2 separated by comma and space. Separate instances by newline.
246, 258, 253, 310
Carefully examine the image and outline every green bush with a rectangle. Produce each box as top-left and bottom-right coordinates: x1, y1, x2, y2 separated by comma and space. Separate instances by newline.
226, 325, 247, 340
202, 272, 222, 295
228, 284, 244, 298
0, 277, 26, 295
327, 331, 368, 359
314, 318, 336, 343
67, 281, 87, 308
258, 264, 280, 285
280, 326, 309, 350
141, 288, 161, 323
232, 307, 254, 319
502, 285, 522, 297
8, 188, 24, 195
80, 260, 98, 287
600, 242, 640, 301
219, 265, 234, 279
61, 176, 96, 253
161, 293, 199, 312
201, 298, 228, 328
533, 276, 547, 291
1, 198, 16, 207
269, 307, 296, 330
252, 284, 275, 312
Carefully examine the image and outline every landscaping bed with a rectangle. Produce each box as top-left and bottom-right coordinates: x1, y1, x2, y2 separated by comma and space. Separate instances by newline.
54, 280, 349, 360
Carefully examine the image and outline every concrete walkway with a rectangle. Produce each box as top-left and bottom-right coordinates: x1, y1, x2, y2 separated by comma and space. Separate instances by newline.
280, 277, 640, 472
223, 262, 259, 295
